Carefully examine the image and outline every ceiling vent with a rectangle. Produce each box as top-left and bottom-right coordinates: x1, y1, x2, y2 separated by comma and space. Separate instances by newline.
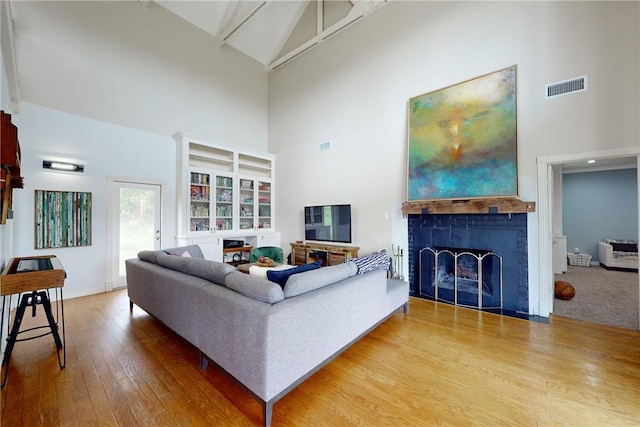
319, 140, 332, 152
546, 75, 587, 99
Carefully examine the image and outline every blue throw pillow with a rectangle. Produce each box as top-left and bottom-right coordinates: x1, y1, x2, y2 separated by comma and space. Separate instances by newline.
267, 261, 322, 288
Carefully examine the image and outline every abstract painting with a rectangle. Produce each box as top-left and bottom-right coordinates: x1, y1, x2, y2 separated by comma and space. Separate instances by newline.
408, 66, 518, 200
35, 190, 92, 249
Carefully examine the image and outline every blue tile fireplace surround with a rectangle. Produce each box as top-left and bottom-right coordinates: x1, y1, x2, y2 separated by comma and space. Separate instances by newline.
408, 213, 528, 314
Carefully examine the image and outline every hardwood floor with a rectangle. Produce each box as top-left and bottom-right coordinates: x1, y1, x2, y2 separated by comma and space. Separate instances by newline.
2, 289, 639, 426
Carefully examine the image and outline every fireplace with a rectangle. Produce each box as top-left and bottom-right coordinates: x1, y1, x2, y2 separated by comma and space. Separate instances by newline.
407, 212, 529, 314
419, 246, 502, 309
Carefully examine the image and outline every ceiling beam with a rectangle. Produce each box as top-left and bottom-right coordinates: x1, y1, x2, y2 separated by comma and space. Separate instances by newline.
218, 1, 268, 45
264, 0, 310, 65
268, 0, 388, 72
1, 1, 20, 112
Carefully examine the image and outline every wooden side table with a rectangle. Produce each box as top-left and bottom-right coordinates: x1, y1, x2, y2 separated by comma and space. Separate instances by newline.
0, 255, 66, 388
223, 245, 252, 266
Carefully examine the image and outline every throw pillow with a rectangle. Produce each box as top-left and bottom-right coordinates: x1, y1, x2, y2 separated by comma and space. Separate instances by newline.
138, 250, 162, 264
225, 271, 285, 304
266, 261, 322, 288
156, 253, 235, 285
161, 245, 204, 259
284, 261, 358, 298
352, 249, 390, 275
611, 242, 638, 252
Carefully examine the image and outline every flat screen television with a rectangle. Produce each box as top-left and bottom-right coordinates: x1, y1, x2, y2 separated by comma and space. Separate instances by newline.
304, 204, 352, 243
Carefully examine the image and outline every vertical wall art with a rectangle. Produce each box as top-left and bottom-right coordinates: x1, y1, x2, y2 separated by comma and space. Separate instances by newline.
408, 65, 518, 200
35, 190, 92, 249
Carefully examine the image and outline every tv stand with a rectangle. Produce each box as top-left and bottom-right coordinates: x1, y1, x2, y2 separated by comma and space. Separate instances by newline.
290, 242, 359, 266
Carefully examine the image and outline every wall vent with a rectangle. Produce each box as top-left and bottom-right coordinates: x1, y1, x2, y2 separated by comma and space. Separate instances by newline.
546, 75, 587, 99
319, 140, 332, 152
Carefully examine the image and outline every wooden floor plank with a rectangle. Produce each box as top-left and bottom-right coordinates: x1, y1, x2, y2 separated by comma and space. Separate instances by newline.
2, 289, 639, 426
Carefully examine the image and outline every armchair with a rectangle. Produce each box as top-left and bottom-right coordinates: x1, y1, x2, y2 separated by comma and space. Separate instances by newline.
249, 246, 284, 264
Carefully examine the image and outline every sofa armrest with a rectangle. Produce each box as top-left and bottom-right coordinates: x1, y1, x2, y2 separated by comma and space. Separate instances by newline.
598, 241, 613, 264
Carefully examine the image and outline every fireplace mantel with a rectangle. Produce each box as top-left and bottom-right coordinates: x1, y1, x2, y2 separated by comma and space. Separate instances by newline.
402, 197, 535, 216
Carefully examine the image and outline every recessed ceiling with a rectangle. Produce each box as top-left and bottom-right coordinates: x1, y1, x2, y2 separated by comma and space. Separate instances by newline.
152, 0, 388, 71
562, 156, 637, 174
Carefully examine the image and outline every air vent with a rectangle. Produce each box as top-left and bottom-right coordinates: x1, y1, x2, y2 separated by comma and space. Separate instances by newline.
319, 140, 332, 152
546, 75, 587, 99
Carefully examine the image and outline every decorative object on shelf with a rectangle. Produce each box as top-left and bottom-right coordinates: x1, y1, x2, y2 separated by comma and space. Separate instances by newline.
407, 65, 518, 200
34, 190, 92, 249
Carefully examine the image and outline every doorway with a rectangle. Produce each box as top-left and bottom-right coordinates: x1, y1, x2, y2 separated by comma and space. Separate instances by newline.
107, 178, 162, 290
555, 165, 638, 329
537, 147, 640, 329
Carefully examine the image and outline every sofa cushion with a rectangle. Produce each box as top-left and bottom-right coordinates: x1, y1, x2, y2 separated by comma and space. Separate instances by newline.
138, 250, 162, 264
266, 261, 322, 288
225, 271, 285, 304
162, 245, 205, 259
352, 249, 390, 274
283, 261, 358, 298
611, 242, 638, 252
156, 253, 234, 285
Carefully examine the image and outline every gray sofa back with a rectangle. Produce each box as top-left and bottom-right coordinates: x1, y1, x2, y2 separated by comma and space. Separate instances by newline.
126, 245, 409, 423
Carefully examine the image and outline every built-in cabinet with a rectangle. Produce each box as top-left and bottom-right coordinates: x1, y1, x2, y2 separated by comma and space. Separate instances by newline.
175, 132, 277, 262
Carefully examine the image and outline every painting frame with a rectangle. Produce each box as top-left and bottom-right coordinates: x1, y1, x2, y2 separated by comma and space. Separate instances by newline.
407, 65, 518, 201
35, 190, 92, 249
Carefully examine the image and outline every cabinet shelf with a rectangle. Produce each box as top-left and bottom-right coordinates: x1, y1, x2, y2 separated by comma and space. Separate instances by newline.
176, 132, 275, 236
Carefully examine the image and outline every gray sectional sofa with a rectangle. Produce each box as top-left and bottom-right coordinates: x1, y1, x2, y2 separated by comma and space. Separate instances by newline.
125, 245, 409, 426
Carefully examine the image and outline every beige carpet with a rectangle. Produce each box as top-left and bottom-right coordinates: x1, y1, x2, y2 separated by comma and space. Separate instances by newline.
553, 265, 639, 330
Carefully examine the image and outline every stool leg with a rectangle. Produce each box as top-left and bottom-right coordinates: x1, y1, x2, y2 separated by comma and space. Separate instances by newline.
1, 293, 32, 388
39, 291, 63, 351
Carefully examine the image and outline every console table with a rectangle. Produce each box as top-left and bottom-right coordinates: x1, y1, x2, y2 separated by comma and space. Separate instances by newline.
1, 255, 66, 388
290, 242, 359, 266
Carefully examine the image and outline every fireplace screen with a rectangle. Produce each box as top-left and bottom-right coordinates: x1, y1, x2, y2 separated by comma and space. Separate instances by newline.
419, 247, 502, 309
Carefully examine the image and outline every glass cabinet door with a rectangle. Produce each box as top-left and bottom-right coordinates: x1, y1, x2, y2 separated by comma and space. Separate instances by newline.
258, 181, 271, 229
238, 178, 255, 230
189, 171, 211, 232
214, 174, 233, 231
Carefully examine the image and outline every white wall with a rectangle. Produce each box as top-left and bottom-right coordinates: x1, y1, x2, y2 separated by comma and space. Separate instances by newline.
268, 1, 640, 312
11, 103, 176, 299
10, 0, 268, 150
4, 1, 272, 299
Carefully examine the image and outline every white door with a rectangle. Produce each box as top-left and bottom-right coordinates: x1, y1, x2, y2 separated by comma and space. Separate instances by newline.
109, 180, 162, 289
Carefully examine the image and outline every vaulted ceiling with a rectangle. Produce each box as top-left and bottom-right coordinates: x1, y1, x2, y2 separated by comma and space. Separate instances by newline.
152, 0, 388, 71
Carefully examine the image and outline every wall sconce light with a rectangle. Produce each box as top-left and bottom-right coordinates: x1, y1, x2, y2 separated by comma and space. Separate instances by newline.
42, 160, 84, 173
